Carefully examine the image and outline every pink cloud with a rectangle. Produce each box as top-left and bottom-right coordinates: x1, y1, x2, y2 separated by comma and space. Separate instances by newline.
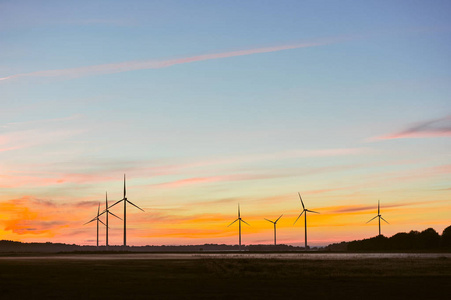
0, 36, 349, 81
303, 188, 348, 195
391, 164, 451, 182
154, 176, 223, 188
328, 199, 449, 214
0, 128, 85, 155
152, 173, 286, 188
0, 146, 23, 152
369, 115, 451, 141
0, 172, 115, 188
0, 136, 22, 152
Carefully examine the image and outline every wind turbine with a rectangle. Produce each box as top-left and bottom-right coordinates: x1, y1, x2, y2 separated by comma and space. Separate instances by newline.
264, 214, 283, 245
294, 193, 319, 249
228, 204, 250, 250
109, 174, 144, 247
98, 192, 122, 248
366, 200, 389, 236
84, 203, 107, 247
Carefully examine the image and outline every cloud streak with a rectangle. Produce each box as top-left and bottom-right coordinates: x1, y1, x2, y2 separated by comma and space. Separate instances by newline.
0, 36, 348, 81
151, 173, 291, 189
327, 199, 449, 214
369, 115, 451, 141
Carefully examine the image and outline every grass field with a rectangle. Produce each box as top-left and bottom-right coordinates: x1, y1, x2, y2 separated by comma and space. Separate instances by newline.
0, 254, 450, 299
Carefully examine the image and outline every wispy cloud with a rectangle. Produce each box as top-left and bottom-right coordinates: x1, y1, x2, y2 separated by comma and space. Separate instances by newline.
368, 115, 451, 141
0, 172, 116, 188
151, 173, 291, 189
148, 160, 368, 189
0, 114, 82, 130
0, 36, 348, 82
327, 199, 448, 214
0, 115, 85, 155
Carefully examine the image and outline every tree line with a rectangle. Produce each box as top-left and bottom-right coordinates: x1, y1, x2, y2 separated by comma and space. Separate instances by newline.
326, 225, 451, 251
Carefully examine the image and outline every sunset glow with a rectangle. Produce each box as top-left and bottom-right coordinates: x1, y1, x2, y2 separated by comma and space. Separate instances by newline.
1, 1, 450, 247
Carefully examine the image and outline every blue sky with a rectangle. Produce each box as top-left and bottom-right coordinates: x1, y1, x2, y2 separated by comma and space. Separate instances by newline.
1, 1, 450, 246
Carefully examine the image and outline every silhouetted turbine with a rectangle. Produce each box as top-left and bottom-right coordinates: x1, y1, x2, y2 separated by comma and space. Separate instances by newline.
228, 204, 250, 250
366, 200, 389, 236
109, 174, 144, 247
264, 214, 283, 245
84, 203, 107, 247
294, 193, 319, 249
98, 192, 122, 247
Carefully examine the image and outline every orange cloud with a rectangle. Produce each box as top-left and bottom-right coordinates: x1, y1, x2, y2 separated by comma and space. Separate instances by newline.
2, 189, 449, 246
144, 228, 227, 239
0, 196, 99, 238
1, 198, 64, 236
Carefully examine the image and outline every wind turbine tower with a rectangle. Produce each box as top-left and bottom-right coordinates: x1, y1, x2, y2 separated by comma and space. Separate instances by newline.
109, 174, 144, 247
84, 203, 106, 247
228, 204, 250, 250
294, 193, 320, 249
98, 192, 122, 247
366, 200, 389, 236
264, 214, 283, 245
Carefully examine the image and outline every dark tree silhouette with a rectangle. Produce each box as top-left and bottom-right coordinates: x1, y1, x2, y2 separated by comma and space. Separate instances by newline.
390, 232, 412, 250
344, 226, 449, 251
441, 225, 451, 248
408, 230, 421, 249
418, 228, 440, 249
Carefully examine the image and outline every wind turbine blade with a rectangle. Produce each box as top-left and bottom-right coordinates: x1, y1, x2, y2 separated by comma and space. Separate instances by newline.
127, 200, 145, 212
106, 191, 108, 207
238, 203, 240, 218
97, 203, 100, 216
241, 219, 250, 226
380, 216, 389, 224
307, 210, 320, 214
378, 200, 380, 215
84, 219, 96, 225
264, 218, 274, 223
86, 214, 99, 223
298, 193, 305, 209
98, 210, 107, 217
108, 199, 124, 209
275, 214, 283, 223
294, 211, 304, 225
366, 215, 378, 223
108, 211, 123, 220
98, 219, 107, 227
123, 174, 126, 198
227, 219, 239, 227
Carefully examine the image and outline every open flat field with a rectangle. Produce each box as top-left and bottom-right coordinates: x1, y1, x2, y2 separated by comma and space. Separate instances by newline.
0, 253, 450, 299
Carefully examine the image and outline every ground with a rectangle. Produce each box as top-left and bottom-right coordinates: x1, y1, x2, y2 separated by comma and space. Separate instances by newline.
0, 253, 450, 299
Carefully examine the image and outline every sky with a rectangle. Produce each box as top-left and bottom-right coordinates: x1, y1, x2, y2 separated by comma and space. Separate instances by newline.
1, 0, 450, 247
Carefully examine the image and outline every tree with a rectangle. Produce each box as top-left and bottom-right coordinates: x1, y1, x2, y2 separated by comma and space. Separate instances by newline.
389, 232, 411, 250
418, 228, 440, 249
441, 225, 451, 248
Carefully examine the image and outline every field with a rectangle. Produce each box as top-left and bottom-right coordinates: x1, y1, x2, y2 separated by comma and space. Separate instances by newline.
0, 253, 450, 299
